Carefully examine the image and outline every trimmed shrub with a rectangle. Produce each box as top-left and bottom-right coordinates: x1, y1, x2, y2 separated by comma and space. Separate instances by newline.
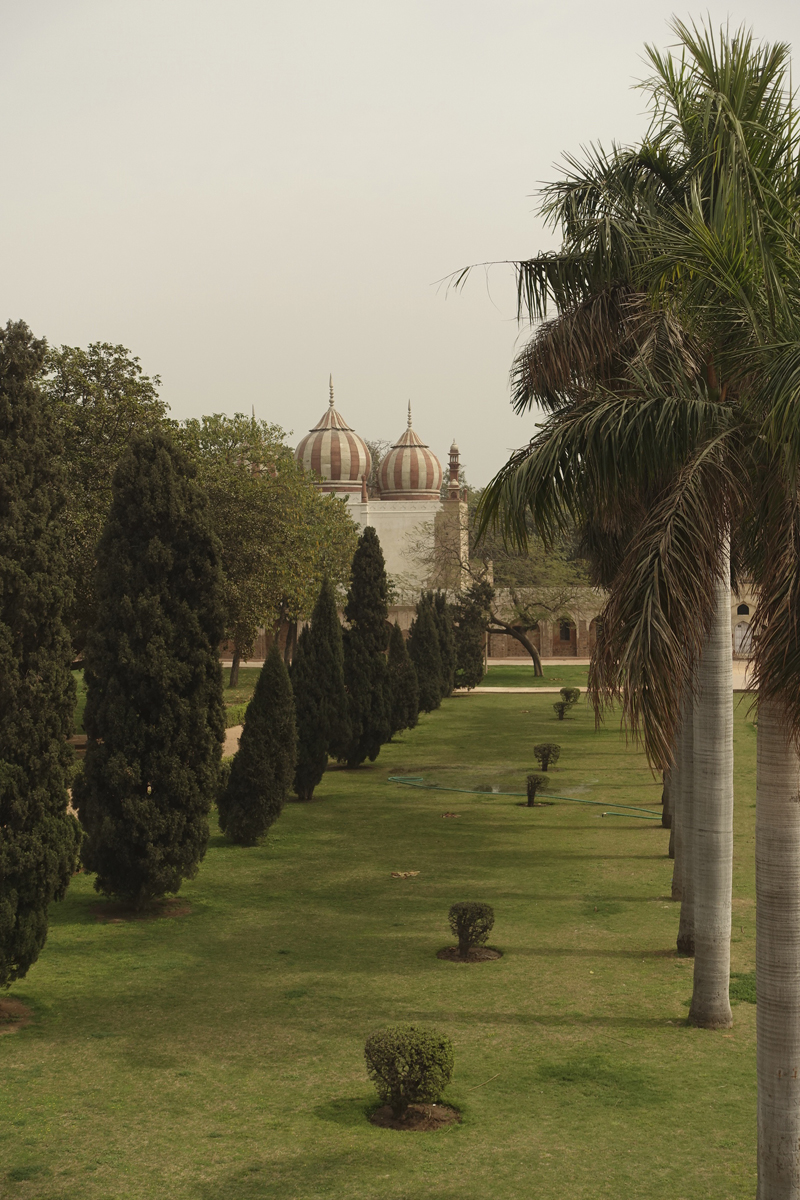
0, 320, 81, 986
218, 641, 297, 843
553, 701, 569, 720
292, 576, 350, 800
432, 591, 456, 698
526, 773, 549, 806
533, 743, 561, 772
75, 431, 225, 907
364, 1025, 454, 1117
560, 687, 581, 707
453, 581, 491, 690
387, 621, 419, 737
448, 901, 495, 959
408, 595, 443, 713
337, 527, 390, 768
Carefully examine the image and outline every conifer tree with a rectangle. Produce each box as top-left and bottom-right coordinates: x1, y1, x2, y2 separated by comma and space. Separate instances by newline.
432, 591, 457, 697
387, 622, 419, 737
292, 577, 350, 800
74, 432, 225, 907
0, 320, 81, 987
408, 594, 443, 713
219, 640, 297, 840
338, 526, 390, 767
453, 581, 491, 690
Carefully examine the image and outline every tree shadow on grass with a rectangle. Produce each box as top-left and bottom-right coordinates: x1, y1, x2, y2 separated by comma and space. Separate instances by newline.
312, 1095, 376, 1128
405, 1010, 682, 1031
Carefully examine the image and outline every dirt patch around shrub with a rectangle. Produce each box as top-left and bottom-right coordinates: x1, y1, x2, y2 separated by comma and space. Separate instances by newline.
0, 998, 33, 1036
436, 946, 503, 964
91, 897, 191, 924
369, 1103, 460, 1131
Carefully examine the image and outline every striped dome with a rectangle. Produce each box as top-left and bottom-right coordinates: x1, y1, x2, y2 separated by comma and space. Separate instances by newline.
377, 405, 443, 501
294, 379, 372, 495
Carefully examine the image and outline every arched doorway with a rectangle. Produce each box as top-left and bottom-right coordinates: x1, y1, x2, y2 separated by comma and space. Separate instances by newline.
734, 621, 752, 658
556, 617, 577, 657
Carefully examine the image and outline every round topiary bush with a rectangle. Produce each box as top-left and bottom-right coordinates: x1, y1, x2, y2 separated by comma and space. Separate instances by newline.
448, 901, 495, 959
553, 701, 568, 720
533, 742, 561, 772
364, 1025, 454, 1117
526, 773, 549, 806
560, 687, 581, 706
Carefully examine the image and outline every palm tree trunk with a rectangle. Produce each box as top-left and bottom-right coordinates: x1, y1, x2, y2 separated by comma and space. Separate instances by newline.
671, 720, 685, 900
756, 698, 800, 1198
676, 691, 695, 951
661, 767, 673, 828
687, 561, 733, 1029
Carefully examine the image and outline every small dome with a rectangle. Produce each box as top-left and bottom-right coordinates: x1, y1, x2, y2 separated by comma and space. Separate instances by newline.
295, 378, 371, 495
378, 405, 443, 501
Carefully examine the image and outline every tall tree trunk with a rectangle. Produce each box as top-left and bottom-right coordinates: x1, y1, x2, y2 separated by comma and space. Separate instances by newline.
688, 560, 733, 1029
488, 614, 544, 675
283, 620, 298, 665
676, 690, 695, 952
671, 724, 684, 898
662, 766, 673, 828
757, 698, 800, 1198
228, 649, 241, 689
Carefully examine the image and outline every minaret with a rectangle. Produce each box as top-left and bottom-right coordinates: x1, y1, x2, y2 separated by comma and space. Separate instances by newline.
447, 439, 461, 499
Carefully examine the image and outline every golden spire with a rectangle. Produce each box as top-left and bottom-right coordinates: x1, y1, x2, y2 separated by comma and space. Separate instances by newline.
329, 375, 335, 407
407, 400, 412, 429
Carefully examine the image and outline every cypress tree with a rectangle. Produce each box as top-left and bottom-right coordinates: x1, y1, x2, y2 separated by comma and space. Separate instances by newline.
408, 595, 443, 713
387, 622, 419, 737
432, 591, 457, 697
454, 581, 490, 690
74, 432, 225, 908
219, 640, 297, 840
0, 321, 81, 987
338, 526, 390, 768
292, 576, 350, 800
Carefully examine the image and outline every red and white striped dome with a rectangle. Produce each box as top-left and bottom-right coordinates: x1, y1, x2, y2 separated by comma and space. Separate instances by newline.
377, 405, 443, 501
294, 379, 372, 495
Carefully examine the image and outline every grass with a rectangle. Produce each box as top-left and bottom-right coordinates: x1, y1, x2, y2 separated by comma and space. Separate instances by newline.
71, 667, 260, 734
481, 664, 589, 688
3, 692, 758, 1199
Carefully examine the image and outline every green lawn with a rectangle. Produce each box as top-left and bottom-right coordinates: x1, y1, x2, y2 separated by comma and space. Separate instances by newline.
482, 663, 589, 688
4, 692, 757, 1198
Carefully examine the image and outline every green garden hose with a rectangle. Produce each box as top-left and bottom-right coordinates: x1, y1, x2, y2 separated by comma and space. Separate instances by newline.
386, 775, 662, 820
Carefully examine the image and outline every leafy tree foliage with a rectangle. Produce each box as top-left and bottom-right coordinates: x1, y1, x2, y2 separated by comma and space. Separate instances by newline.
526, 774, 549, 805
74, 432, 225, 907
533, 743, 561, 771
386, 622, 419, 737
448, 902, 495, 959
338, 527, 391, 767
432, 592, 456, 698
364, 1026, 454, 1118
219, 641, 297, 840
552, 702, 569, 721
0, 321, 81, 987
408, 594, 443, 713
43, 343, 167, 652
178, 414, 358, 685
453, 581, 490, 689
292, 577, 350, 801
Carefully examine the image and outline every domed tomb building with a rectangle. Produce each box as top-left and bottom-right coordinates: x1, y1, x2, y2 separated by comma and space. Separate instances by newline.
294, 384, 468, 610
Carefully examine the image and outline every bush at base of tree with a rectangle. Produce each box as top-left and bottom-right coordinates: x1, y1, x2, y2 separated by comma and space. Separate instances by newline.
74, 431, 226, 908
364, 1026, 455, 1118
408, 595, 443, 712
292, 577, 350, 801
553, 702, 569, 720
387, 622, 419, 737
448, 902, 495, 958
219, 641, 297, 842
526, 773, 549, 805
533, 743, 561, 772
0, 320, 81, 987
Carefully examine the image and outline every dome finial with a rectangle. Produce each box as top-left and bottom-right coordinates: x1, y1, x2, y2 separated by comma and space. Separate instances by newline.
407, 400, 412, 429
329, 375, 335, 407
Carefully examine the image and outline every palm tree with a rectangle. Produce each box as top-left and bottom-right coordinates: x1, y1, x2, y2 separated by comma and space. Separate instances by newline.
463, 19, 800, 1190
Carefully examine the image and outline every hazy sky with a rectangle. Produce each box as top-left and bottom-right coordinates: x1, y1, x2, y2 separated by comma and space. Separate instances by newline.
2, 1, 799, 484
